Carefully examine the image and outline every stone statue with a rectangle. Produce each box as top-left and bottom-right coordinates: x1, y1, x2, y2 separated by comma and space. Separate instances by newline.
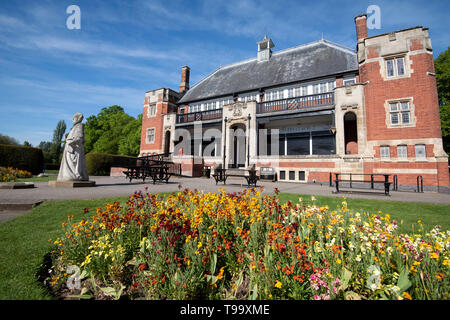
57, 113, 89, 181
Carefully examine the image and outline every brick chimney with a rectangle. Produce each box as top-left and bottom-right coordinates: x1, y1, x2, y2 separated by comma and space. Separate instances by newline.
179, 66, 190, 94
355, 14, 368, 42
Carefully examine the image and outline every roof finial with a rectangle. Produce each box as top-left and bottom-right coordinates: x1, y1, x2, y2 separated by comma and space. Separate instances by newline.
321, 32, 324, 41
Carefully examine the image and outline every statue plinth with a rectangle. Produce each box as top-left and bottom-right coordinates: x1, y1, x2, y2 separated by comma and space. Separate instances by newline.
50, 112, 95, 188
48, 180, 96, 188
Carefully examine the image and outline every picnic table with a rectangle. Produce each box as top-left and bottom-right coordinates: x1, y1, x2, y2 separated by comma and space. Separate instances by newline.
212, 168, 259, 187
123, 164, 172, 184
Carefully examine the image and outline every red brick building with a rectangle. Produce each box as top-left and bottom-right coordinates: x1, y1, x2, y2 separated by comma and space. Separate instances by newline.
139, 14, 449, 192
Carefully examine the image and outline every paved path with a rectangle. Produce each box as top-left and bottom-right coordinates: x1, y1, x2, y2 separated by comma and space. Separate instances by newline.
0, 176, 449, 204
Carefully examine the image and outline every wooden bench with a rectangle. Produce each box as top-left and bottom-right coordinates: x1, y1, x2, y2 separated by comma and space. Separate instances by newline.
212, 168, 259, 187
333, 173, 391, 196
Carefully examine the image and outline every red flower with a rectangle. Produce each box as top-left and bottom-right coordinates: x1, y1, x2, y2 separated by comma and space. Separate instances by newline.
138, 264, 146, 271
83, 208, 89, 213
274, 188, 280, 194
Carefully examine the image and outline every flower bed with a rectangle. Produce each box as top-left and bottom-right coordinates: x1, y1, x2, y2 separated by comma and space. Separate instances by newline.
0, 166, 32, 182
46, 188, 449, 300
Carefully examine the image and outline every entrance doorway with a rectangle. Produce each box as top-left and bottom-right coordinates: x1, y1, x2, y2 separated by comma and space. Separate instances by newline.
229, 123, 246, 168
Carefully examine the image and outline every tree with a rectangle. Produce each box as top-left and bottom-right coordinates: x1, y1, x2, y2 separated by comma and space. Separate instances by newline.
38, 141, 54, 163
0, 133, 20, 145
118, 114, 142, 156
435, 47, 450, 153
23, 141, 32, 147
85, 105, 140, 156
51, 120, 67, 163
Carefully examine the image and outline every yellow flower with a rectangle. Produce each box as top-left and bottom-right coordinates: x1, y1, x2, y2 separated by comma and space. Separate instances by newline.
336, 258, 342, 265
197, 241, 202, 249
274, 280, 282, 289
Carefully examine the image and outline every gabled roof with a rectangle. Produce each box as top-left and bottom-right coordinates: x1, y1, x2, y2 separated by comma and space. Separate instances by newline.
178, 39, 358, 104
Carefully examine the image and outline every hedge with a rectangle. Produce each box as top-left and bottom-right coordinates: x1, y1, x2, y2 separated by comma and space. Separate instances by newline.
0, 144, 44, 175
85, 153, 136, 176
43, 163, 60, 171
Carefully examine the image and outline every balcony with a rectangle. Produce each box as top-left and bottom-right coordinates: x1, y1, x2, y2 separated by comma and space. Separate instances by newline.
176, 109, 223, 124
256, 92, 334, 114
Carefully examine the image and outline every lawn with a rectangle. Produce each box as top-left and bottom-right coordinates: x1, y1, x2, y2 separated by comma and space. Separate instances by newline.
0, 196, 130, 300
277, 193, 450, 234
0, 191, 448, 299
15, 176, 57, 182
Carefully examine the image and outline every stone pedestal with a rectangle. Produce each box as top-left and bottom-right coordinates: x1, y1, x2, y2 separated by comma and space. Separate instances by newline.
0, 182, 35, 189
48, 180, 96, 188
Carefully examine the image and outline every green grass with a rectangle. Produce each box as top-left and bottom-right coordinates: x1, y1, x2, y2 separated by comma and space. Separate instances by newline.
0, 196, 130, 300
0, 191, 448, 300
15, 176, 57, 182
278, 193, 450, 234
44, 170, 59, 174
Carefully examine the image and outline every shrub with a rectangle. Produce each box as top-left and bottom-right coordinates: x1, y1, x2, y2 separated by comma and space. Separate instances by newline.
85, 153, 135, 176
0, 144, 44, 175
0, 166, 32, 182
46, 188, 449, 300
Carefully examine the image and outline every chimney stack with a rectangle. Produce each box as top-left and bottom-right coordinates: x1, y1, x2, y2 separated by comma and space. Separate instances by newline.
354, 14, 368, 42
179, 66, 190, 94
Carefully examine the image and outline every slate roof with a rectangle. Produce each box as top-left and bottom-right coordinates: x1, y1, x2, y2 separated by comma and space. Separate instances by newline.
178, 39, 358, 104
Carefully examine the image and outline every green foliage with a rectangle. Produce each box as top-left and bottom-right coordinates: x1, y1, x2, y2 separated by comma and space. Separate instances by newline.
38, 120, 67, 164
38, 141, 54, 164
435, 47, 450, 152
85, 152, 134, 176
0, 133, 20, 146
85, 106, 141, 156
0, 144, 44, 175
51, 120, 66, 164
118, 114, 142, 157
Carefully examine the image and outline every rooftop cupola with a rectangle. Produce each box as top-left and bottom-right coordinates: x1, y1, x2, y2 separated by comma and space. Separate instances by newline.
256, 35, 274, 62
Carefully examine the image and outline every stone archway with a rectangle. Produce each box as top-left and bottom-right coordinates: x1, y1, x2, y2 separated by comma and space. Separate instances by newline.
344, 111, 358, 154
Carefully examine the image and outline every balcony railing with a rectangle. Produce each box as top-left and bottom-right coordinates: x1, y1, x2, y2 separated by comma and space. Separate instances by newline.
176, 109, 223, 124
256, 92, 334, 114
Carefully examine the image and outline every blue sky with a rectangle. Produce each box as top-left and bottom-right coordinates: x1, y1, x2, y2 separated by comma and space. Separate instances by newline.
0, 0, 449, 146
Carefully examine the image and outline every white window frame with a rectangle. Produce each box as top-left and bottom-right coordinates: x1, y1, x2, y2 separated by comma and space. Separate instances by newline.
146, 128, 155, 144
380, 145, 390, 159
343, 77, 356, 86
313, 84, 319, 94
415, 144, 426, 158
386, 57, 406, 78
397, 145, 407, 159
389, 101, 411, 125
301, 86, 308, 96
148, 104, 157, 118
